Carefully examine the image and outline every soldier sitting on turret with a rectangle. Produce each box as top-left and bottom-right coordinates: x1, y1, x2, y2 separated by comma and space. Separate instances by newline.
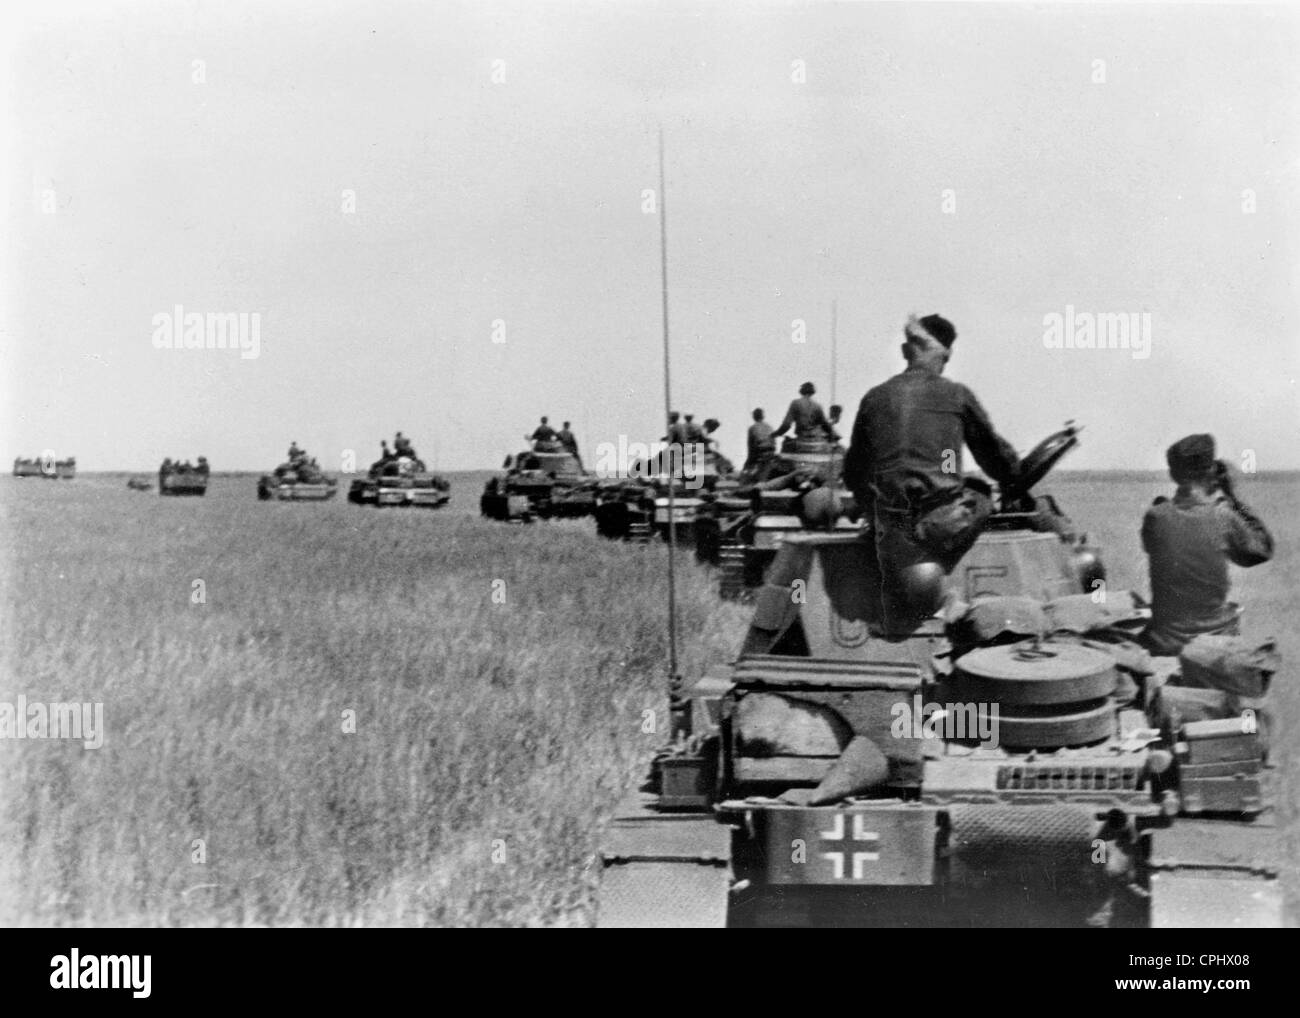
774, 382, 838, 447
528, 417, 559, 449
394, 432, 419, 460
197, 456, 209, 474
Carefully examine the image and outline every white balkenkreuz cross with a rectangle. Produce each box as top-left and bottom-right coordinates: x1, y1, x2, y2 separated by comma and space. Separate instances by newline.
817, 814, 881, 879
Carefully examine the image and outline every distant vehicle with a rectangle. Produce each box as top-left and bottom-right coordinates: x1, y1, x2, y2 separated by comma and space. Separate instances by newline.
13, 455, 76, 479
480, 442, 598, 522
126, 477, 153, 491
159, 458, 209, 496
695, 436, 855, 598
593, 443, 733, 544
347, 454, 450, 508
258, 458, 338, 501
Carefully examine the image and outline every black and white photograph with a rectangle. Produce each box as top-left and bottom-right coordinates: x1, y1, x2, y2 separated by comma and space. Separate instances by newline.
2, 0, 1296, 957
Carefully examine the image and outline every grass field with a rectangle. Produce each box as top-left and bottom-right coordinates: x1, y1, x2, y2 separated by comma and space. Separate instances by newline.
1, 470, 1295, 926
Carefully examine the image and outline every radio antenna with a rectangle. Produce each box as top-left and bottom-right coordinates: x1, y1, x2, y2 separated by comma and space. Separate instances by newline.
658, 128, 680, 689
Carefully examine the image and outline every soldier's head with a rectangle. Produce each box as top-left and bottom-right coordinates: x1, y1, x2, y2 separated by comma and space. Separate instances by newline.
684, 413, 694, 422
1166, 434, 1216, 486
668, 411, 680, 423
752, 408, 764, 421
829, 404, 843, 424
903, 314, 956, 371
799, 381, 815, 397
704, 418, 719, 433
539, 416, 548, 425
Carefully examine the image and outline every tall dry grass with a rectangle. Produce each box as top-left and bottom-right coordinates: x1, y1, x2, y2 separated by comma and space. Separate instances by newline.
0, 474, 748, 926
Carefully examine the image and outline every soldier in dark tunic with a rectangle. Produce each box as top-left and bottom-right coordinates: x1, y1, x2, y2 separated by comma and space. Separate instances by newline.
844, 314, 1021, 630
558, 421, 583, 469
773, 382, 838, 445
528, 417, 558, 446
1139, 434, 1273, 656
745, 408, 776, 473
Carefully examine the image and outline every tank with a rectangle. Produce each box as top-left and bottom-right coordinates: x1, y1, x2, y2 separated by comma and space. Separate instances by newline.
480, 443, 598, 522
126, 476, 153, 491
695, 437, 855, 598
258, 459, 339, 501
347, 454, 450, 508
594, 443, 734, 544
595, 426, 1281, 928
159, 458, 209, 496
13, 455, 76, 479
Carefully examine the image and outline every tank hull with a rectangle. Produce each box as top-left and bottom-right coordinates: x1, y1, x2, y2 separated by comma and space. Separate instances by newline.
596, 516, 1283, 928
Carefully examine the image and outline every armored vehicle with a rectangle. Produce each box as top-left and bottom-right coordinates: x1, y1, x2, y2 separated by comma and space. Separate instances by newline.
594, 445, 734, 544
126, 476, 153, 491
159, 458, 209, 496
258, 459, 339, 501
347, 454, 450, 508
696, 437, 855, 597
480, 443, 598, 522
596, 425, 1281, 928
13, 455, 76, 479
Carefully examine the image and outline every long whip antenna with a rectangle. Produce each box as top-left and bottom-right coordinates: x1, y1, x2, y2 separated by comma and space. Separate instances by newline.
830, 298, 838, 407
659, 128, 680, 687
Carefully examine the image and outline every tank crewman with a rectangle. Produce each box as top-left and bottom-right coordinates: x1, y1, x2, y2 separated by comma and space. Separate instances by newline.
1139, 434, 1273, 656
826, 405, 843, 443
528, 416, 558, 446
197, 456, 209, 473
287, 441, 303, 465
844, 314, 1021, 631
394, 431, 417, 459
557, 421, 583, 469
379, 440, 393, 463
660, 410, 689, 447
745, 408, 776, 473
773, 382, 838, 445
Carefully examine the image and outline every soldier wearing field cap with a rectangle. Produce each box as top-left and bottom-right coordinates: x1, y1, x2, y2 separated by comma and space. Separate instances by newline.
1139, 434, 1273, 656
844, 313, 1021, 631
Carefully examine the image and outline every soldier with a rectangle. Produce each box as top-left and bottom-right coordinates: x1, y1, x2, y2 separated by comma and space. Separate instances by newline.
394, 431, 415, 458
661, 410, 688, 446
844, 314, 1021, 631
379, 439, 393, 463
745, 408, 776, 473
826, 405, 843, 443
683, 413, 705, 444
1139, 434, 1273, 656
288, 441, 302, 464
527, 416, 558, 446
557, 421, 583, 469
773, 382, 838, 445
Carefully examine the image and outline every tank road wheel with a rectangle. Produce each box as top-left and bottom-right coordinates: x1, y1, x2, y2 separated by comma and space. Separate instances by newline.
718, 543, 748, 601
596, 797, 732, 929
627, 520, 652, 545
1147, 818, 1283, 928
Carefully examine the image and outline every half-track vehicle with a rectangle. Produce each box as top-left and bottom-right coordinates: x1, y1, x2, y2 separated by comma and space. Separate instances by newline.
347, 453, 450, 508
596, 425, 1281, 928
480, 442, 598, 522
159, 458, 209, 496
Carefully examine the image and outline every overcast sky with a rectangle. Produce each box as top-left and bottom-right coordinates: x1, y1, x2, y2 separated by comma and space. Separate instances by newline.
3, 0, 1297, 472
